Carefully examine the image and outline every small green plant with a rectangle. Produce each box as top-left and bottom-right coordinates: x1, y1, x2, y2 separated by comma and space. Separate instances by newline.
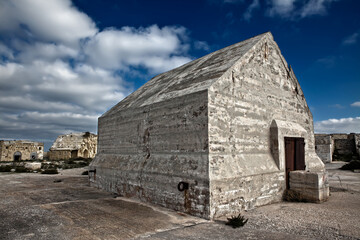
41, 169, 58, 174
225, 214, 248, 228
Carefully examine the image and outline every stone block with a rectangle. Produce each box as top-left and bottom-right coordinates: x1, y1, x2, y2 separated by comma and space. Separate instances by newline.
25, 162, 42, 170
289, 170, 329, 202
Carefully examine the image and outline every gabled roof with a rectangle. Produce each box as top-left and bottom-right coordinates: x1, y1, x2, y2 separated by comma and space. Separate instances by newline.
103, 32, 271, 117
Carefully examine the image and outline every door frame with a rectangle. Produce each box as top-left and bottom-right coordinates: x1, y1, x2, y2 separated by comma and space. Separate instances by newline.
285, 137, 305, 189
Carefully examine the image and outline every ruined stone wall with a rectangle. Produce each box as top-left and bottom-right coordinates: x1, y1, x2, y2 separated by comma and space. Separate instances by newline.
314, 133, 360, 162
208, 35, 324, 219
91, 91, 210, 218
330, 134, 348, 157
315, 134, 332, 163
49, 133, 97, 160
0, 140, 44, 161
333, 134, 356, 156
48, 150, 72, 161
354, 134, 360, 156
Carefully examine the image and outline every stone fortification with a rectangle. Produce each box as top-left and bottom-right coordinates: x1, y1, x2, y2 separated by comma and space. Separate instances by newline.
49, 132, 97, 160
315, 133, 360, 163
315, 134, 333, 163
0, 140, 44, 161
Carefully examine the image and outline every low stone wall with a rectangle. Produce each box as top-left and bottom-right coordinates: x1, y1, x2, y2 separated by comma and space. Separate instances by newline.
334, 138, 356, 155
355, 134, 360, 156
48, 150, 71, 161
315, 135, 332, 163
315, 133, 360, 163
289, 170, 329, 202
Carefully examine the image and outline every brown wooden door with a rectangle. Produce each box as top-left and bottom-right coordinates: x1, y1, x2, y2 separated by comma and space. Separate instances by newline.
285, 137, 305, 189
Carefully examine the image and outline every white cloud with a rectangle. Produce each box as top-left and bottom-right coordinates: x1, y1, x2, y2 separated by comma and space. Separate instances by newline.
314, 117, 360, 133
267, 0, 296, 18
266, 0, 336, 19
0, 60, 129, 113
316, 56, 336, 68
17, 43, 78, 63
342, 32, 359, 45
0, 0, 201, 148
0, 43, 14, 60
351, 101, 360, 107
84, 25, 192, 73
0, 0, 97, 47
194, 41, 210, 51
243, 0, 261, 21
330, 104, 345, 109
300, 0, 331, 17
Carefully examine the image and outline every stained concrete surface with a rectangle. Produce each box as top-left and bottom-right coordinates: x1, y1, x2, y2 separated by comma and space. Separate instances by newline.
326, 161, 360, 192
0, 168, 206, 240
1, 165, 359, 240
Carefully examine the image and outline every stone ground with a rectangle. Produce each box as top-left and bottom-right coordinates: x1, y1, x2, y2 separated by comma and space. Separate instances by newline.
0, 163, 359, 240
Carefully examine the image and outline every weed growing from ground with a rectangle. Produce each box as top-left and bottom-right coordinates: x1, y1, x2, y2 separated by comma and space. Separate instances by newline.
225, 214, 248, 228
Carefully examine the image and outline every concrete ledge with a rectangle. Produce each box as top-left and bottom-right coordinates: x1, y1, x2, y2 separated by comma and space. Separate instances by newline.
289, 170, 329, 202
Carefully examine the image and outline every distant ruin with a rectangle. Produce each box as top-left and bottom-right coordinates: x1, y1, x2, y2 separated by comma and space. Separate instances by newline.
315, 133, 360, 163
49, 132, 97, 160
0, 140, 44, 161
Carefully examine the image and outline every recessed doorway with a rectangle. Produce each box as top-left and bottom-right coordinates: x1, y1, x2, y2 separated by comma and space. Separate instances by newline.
14, 151, 22, 161
285, 137, 305, 189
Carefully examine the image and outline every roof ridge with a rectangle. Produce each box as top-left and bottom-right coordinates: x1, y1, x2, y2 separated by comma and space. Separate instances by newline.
102, 32, 271, 116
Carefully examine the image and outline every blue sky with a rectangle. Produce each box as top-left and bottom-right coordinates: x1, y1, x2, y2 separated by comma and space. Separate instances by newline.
0, 0, 359, 150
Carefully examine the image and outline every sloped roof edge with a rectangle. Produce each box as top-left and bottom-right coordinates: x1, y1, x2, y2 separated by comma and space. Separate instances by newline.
102, 32, 271, 118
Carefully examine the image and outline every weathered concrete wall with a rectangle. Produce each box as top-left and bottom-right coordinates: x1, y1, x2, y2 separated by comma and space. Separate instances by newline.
354, 134, 360, 157
49, 132, 97, 160
91, 32, 325, 220
0, 140, 44, 161
333, 134, 356, 155
315, 134, 332, 163
90, 91, 210, 218
315, 133, 360, 162
331, 134, 349, 157
208, 34, 324, 219
289, 171, 329, 202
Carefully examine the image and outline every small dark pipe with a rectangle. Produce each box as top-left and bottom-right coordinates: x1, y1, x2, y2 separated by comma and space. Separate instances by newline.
177, 181, 189, 191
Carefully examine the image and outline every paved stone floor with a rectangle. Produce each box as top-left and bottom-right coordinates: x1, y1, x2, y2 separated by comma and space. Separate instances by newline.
0, 164, 359, 240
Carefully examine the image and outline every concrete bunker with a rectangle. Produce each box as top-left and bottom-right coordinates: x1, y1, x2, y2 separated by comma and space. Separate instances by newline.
90, 32, 328, 219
